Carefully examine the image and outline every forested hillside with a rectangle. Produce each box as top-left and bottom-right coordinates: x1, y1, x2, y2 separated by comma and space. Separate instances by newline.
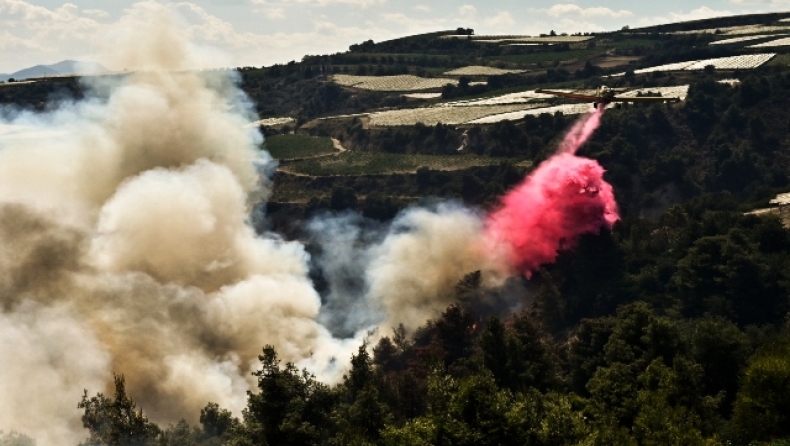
72, 203, 790, 446
73, 59, 790, 446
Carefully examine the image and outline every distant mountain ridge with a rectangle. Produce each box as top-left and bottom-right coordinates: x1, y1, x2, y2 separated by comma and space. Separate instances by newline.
1, 60, 109, 81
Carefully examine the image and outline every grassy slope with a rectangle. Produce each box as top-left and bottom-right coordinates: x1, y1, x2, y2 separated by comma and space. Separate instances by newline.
279, 151, 522, 176
265, 134, 335, 159
486, 48, 605, 65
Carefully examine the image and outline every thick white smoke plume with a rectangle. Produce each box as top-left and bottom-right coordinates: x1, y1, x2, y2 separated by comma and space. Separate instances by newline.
307, 205, 504, 339
367, 204, 502, 333
0, 3, 353, 444
0, 3, 505, 445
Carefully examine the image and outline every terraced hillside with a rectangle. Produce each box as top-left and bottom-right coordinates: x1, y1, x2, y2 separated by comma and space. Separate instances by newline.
4, 11, 790, 223
236, 14, 784, 218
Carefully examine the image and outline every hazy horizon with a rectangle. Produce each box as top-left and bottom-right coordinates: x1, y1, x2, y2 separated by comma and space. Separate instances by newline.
1, 0, 789, 74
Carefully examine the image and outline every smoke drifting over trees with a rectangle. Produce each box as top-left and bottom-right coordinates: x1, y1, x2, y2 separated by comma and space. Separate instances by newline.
0, 3, 350, 444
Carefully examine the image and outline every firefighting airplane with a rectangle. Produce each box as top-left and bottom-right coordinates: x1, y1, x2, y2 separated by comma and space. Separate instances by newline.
534, 86, 681, 108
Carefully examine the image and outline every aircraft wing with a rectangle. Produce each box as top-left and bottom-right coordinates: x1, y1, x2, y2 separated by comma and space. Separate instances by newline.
534, 89, 600, 101
610, 95, 680, 103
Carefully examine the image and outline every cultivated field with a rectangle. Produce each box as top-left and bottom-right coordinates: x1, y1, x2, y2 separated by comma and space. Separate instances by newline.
265, 134, 336, 159
464, 87, 689, 124
672, 25, 790, 35
612, 53, 776, 76
718, 79, 741, 86
749, 37, 790, 48
467, 104, 597, 124
489, 48, 603, 65
321, 83, 689, 127
332, 74, 456, 91
438, 90, 556, 107
368, 104, 546, 126
402, 92, 442, 99
248, 117, 295, 127
280, 151, 512, 176
440, 35, 594, 44
592, 56, 642, 68
710, 34, 788, 45
685, 53, 776, 69
615, 85, 691, 100
629, 61, 697, 73
443, 66, 527, 76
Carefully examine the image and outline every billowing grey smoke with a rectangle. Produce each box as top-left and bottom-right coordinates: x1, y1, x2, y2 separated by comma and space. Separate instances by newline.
307, 212, 385, 338
0, 3, 514, 446
0, 3, 364, 445
306, 205, 509, 339
366, 203, 506, 335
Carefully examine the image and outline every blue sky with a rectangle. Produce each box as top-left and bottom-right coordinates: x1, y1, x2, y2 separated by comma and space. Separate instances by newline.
1, 0, 789, 73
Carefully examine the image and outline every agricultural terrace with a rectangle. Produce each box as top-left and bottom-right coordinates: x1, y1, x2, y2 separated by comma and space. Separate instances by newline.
402, 93, 442, 99
264, 134, 336, 160
465, 87, 689, 124
279, 151, 513, 176
671, 24, 790, 35
439, 35, 594, 44
489, 48, 604, 65
749, 37, 790, 48
615, 85, 691, 101
248, 117, 294, 127
438, 90, 556, 107
468, 104, 595, 124
611, 53, 776, 76
332, 74, 456, 91
710, 34, 789, 45
324, 84, 689, 127
670, 53, 775, 70
368, 104, 546, 126
443, 66, 527, 76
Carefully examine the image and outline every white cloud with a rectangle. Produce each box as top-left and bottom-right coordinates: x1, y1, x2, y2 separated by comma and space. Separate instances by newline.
83, 8, 110, 18
250, 0, 385, 6
381, 12, 448, 32
484, 11, 515, 28
637, 6, 735, 26
729, 0, 790, 3
668, 6, 733, 21
0, 29, 44, 51
546, 4, 633, 19
257, 7, 285, 19
174, 3, 239, 44
553, 18, 609, 33
0, 0, 527, 73
0, 0, 100, 31
458, 4, 477, 18
0, 0, 105, 72
253, 21, 399, 62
